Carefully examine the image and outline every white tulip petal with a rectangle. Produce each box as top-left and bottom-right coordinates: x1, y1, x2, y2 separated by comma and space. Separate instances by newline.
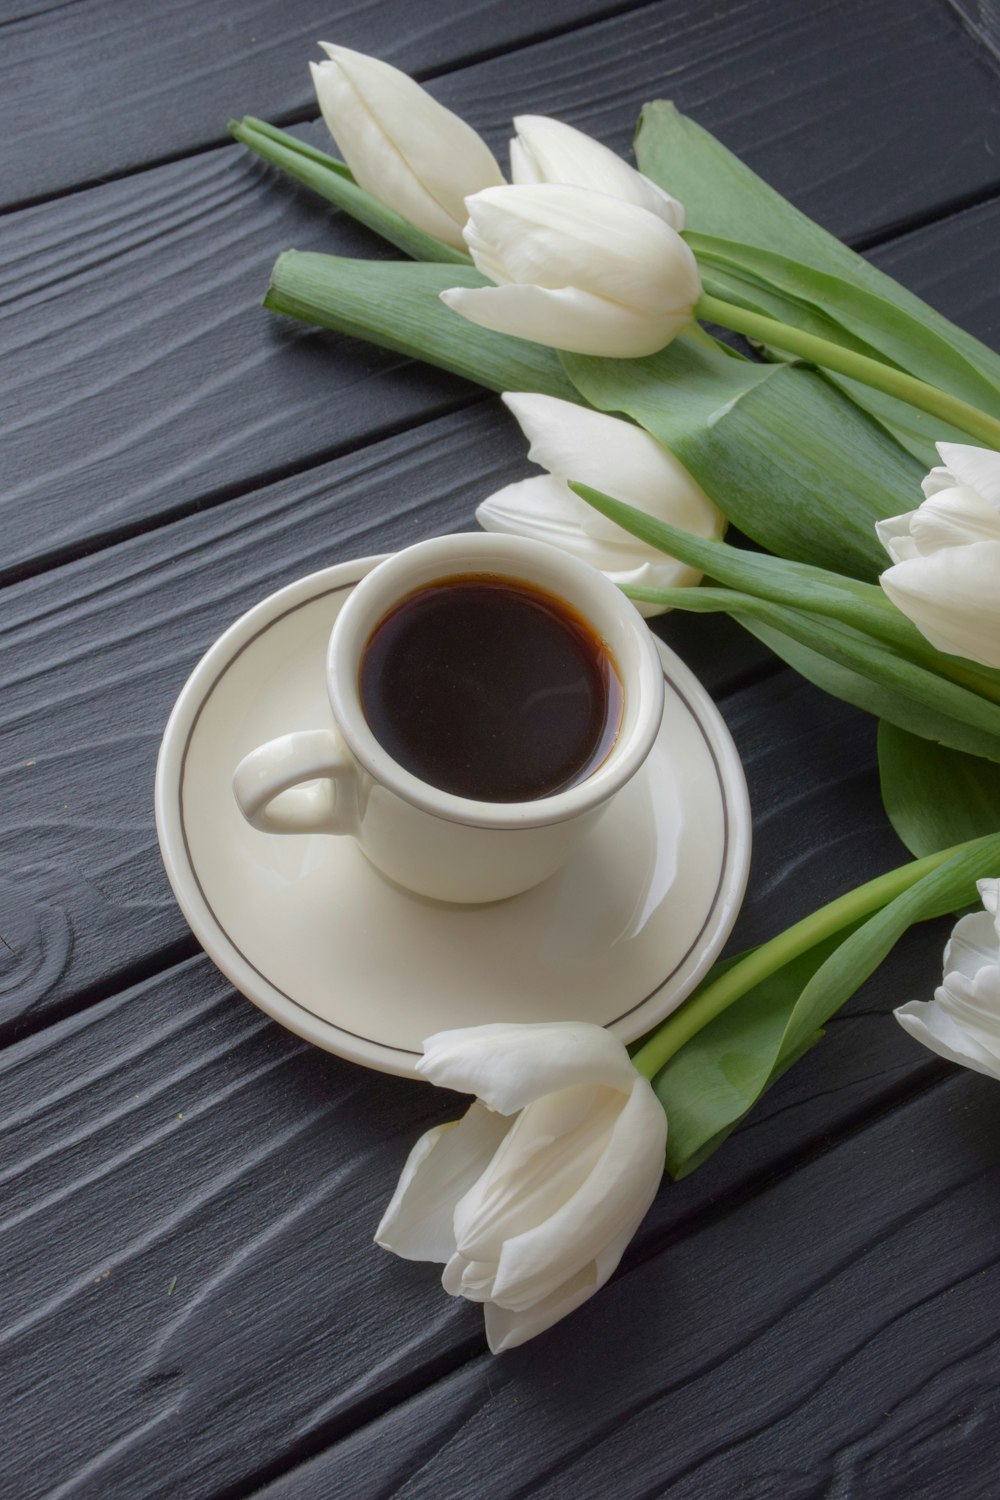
500, 392, 722, 538
374, 1102, 511, 1263
453, 1084, 625, 1269
879, 541, 1000, 668
875, 510, 922, 564
312, 46, 503, 249
310, 59, 465, 247
419, 1022, 640, 1113
476, 478, 703, 615
462, 185, 700, 313
441, 282, 689, 358
483, 1260, 602, 1352
482, 1203, 648, 1351
509, 135, 543, 185
477, 474, 629, 549
894, 1000, 1000, 1082
510, 115, 685, 229
485, 1077, 665, 1307
942, 908, 1000, 986
907, 487, 1000, 552
935, 442, 1000, 508
937, 974, 1000, 1063
442, 1253, 498, 1302
896, 881, 1000, 1083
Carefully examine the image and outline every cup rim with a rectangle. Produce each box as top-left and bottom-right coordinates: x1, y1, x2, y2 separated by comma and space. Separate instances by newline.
326, 533, 665, 830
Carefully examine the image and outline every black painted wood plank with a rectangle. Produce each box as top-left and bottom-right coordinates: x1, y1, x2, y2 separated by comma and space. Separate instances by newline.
5, 0, 1000, 579
0, 914, 966, 1500
868, 192, 1000, 353
0, 0, 626, 209
254, 1068, 1000, 1500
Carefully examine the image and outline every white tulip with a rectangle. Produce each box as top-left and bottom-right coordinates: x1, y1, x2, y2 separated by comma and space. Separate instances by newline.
895, 879, 1000, 1081
476, 393, 724, 616
375, 1022, 666, 1353
877, 442, 1000, 669
510, 115, 684, 229
440, 184, 701, 357
309, 44, 504, 251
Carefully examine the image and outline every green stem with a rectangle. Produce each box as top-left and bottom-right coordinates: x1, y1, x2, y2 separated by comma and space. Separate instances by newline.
696, 292, 1000, 451
631, 842, 962, 1080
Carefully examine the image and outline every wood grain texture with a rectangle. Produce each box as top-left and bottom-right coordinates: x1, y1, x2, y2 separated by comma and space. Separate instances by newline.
253, 1068, 1000, 1500
4, 6, 1000, 1495
5, 0, 1000, 578
0, 0, 628, 207
0, 921, 967, 1500
869, 193, 1000, 354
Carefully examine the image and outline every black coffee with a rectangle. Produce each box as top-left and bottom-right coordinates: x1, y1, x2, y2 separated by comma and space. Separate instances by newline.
359, 574, 623, 802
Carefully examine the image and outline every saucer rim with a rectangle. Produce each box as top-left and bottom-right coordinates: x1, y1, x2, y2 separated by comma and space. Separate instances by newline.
155, 556, 751, 1078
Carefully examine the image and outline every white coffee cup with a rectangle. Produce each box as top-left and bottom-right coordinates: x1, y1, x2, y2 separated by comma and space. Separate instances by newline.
232, 534, 664, 903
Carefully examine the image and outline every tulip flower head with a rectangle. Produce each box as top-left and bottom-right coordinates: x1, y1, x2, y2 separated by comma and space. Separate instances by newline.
309, 44, 504, 250
375, 1021, 667, 1352
877, 442, 1000, 669
441, 183, 701, 358
894, 879, 1000, 1081
477, 393, 724, 614
510, 114, 685, 229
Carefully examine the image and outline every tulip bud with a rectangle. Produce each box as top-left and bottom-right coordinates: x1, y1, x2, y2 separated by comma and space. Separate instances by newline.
877, 442, 1000, 669
895, 879, 1000, 1080
309, 44, 504, 251
440, 183, 701, 357
476, 393, 724, 615
375, 1021, 667, 1353
510, 114, 684, 229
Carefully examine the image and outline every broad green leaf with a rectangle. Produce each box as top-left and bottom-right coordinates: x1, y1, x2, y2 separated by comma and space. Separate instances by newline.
878, 722, 1000, 857
231, 117, 470, 265
562, 339, 923, 580
265, 252, 579, 401
636, 103, 1000, 392
641, 585, 1000, 764
658, 831, 1000, 1176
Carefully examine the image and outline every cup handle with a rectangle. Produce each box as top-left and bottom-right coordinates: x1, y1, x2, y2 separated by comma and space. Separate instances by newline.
232, 728, 359, 836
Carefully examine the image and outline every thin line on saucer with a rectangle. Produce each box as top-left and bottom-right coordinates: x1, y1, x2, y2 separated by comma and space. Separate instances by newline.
178, 576, 731, 1057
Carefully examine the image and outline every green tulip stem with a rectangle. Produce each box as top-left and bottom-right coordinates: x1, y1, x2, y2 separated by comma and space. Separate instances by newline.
696, 293, 1000, 451
630, 842, 964, 1081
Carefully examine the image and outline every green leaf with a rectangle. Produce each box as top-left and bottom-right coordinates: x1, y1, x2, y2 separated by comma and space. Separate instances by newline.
572, 485, 1000, 706
230, 117, 471, 265
658, 832, 1000, 1176
562, 337, 923, 580
571, 485, 932, 655
265, 251, 579, 401
657, 932, 845, 1177
878, 722, 1000, 857
688, 233, 1000, 414
638, 584, 1000, 764
636, 103, 1000, 394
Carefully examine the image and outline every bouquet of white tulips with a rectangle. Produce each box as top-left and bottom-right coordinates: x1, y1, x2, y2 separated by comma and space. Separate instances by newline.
230, 46, 1000, 1351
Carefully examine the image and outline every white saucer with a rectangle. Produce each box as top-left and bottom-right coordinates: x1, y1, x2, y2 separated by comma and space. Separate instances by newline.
155, 557, 751, 1078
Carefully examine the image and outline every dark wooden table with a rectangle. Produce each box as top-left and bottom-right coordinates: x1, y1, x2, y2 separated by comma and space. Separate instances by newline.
3, 2, 1000, 1495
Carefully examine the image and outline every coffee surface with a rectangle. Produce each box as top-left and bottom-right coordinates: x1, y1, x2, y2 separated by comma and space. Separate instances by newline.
359, 574, 622, 802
